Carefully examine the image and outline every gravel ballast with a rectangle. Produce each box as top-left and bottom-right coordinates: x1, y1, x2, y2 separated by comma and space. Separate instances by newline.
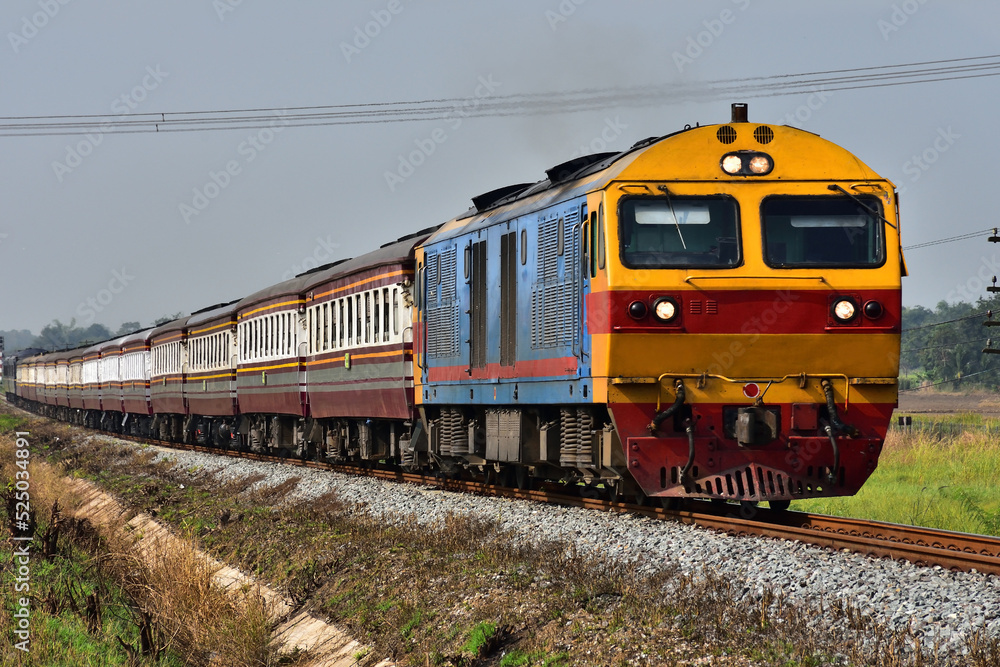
93, 435, 1000, 661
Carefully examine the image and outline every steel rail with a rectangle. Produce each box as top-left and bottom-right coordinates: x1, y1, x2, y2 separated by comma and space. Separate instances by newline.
49, 425, 1000, 578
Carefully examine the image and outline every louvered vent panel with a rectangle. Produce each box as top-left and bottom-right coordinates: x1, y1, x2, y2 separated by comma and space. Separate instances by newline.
532, 212, 580, 349
425, 252, 438, 304
440, 247, 457, 303
426, 247, 460, 359
427, 305, 460, 358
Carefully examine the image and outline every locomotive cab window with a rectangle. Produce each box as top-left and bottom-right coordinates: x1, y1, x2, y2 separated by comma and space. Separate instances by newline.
619, 196, 740, 268
762, 196, 885, 268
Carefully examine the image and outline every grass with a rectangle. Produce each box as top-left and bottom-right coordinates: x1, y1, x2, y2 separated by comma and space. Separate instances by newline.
0, 490, 186, 665
7, 402, 1000, 665
0, 413, 301, 667
795, 422, 1000, 535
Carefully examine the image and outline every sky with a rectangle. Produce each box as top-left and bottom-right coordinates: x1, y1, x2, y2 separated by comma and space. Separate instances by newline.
1, 0, 998, 335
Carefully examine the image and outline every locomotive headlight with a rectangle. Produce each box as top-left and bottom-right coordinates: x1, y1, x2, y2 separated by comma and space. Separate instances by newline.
832, 298, 858, 323
653, 297, 679, 323
721, 154, 743, 174
748, 155, 772, 174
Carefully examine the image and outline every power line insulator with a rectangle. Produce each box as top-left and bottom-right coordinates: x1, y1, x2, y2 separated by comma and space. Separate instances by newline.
989, 228, 1000, 243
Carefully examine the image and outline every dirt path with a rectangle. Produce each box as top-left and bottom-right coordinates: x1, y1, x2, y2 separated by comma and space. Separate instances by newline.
897, 390, 1000, 416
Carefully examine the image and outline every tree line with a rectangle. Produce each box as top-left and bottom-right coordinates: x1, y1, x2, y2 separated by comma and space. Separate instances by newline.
901, 296, 999, 390
1, 315, 182, 355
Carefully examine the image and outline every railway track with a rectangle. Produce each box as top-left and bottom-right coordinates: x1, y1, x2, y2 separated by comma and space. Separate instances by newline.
119, 434, 1000, 578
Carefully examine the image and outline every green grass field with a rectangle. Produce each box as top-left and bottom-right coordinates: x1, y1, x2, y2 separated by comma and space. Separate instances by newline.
794, 415, 1000, 535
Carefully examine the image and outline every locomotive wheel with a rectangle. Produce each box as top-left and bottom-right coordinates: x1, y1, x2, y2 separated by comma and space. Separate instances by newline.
605, 482, 620, 504
514, 465, 530, 491
769, 500, 791, 511
660, 497, 682, 511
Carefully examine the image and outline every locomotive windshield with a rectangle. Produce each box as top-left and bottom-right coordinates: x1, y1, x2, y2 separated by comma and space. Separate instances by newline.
762, 196, 885, 267
619, 196, 740, 268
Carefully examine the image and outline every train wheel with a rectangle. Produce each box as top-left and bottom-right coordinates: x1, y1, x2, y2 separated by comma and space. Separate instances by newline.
769, 500, 791, 511
514, 465, 530, 491
660, 497, 682, 511
605, 482, 620, 504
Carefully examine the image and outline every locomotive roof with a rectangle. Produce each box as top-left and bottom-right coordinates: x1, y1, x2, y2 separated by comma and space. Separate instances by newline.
426, 122, 889, 245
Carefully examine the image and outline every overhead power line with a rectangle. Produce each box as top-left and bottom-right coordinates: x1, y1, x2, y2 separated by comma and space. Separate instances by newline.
902, 312, 986, 333
1, 54, 999, 138
902, 229, 994, 251
902, 337, 989, 353
899, 367, 994, 392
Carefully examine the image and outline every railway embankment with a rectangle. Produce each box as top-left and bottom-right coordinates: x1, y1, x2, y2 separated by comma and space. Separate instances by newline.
1, 411, 386, 666
5, 406, 1000, 666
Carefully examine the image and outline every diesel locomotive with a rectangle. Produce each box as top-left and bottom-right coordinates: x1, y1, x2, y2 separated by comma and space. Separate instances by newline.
6, 104, 902, 508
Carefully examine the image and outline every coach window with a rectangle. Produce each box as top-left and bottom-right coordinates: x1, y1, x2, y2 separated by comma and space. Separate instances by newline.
320, 306, 327, 351
355, 295, 362, 345
374, 291, 381, 343
347, 297, 354, 345
339, 300, 345, 347
393, 288, 400, 337
382, 288, 390, 342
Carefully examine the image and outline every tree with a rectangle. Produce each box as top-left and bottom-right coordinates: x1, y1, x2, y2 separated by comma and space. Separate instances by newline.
116, 321, 142, 335
32, 319, 113, 351
153, 312, 185, 327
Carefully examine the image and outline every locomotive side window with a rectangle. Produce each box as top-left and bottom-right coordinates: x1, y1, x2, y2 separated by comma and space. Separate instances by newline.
762, 196, 885, 268
619, 196, 740, 268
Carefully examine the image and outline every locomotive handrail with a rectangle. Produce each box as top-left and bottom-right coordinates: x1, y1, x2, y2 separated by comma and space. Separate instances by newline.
646, 372, 853, 414
572, 218, 587, 361
684, 275, 829, 284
